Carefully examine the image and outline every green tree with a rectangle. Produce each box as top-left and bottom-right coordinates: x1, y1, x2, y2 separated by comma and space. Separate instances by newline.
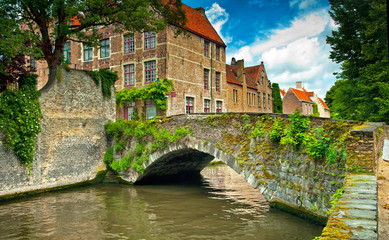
312, 103, 320, 117
271, 83, 283, 113
0, 0, 186, 91
326, 0, 389, 123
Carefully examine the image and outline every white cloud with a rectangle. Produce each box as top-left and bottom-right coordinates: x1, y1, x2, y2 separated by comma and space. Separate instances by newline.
226, 10, 340, 98
290, 0, 318, 10
205, 3, 232, 44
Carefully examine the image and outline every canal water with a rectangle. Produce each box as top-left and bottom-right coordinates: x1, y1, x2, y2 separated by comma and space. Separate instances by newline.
0, 164, 323, 239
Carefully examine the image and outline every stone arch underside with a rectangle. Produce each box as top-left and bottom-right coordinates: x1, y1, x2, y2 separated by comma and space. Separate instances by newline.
132, 140, 251, 186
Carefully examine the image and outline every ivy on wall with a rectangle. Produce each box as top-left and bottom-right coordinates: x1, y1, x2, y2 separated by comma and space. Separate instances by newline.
115, 79, 174, 110
87, 69, 118, 98
104, 118, 192, 173
0, 74, 42, 168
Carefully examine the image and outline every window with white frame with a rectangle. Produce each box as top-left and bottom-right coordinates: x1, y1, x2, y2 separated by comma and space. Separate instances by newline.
124, 35, 135, 53
252, 93, 255, 106
145, 60, 156, 83
124, 64, 135, 86
247, 93, 250, 105
100, 39, 110, 58
145, 99, 156, 119
83, 44, 93, 61
204, 99, 210, 113
144, 31, 156, 49
186, 97, 194, 114
258, 92, 261, 107
125, 102, 136, 120
216, 101, 222, 113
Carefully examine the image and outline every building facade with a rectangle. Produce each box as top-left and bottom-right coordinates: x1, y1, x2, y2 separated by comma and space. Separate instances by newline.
226, 58, 273, 113
282, 81, 330, 117
36, 4, 227, 119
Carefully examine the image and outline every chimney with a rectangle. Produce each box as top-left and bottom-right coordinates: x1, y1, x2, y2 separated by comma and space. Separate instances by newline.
237, 59, 244, 83
195, 7, 206, 16
296, 81, 302, 89
231, 57, 237, 66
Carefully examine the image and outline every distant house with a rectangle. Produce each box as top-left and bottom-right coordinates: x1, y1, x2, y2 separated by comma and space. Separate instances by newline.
280, 89, 286, 99
225, 58, 273, 113
282, 81, 330, 118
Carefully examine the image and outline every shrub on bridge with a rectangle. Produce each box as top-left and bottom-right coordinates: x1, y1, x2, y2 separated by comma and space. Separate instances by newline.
105, 119, 193, 174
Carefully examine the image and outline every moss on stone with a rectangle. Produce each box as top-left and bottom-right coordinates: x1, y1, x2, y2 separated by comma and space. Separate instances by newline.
0, 169, 107, 203
269, 200, 328, 225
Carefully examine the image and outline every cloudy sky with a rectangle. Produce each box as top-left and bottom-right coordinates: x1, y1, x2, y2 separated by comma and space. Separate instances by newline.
182, 0, 340, 98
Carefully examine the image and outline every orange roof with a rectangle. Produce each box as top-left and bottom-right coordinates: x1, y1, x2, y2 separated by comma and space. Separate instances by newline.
318, 97, 329, 109
280, 89, 286, 97
226, 65, 242, 86
302, 88, 314, 97
291, 88, 313, 102
173, 3, 225, 47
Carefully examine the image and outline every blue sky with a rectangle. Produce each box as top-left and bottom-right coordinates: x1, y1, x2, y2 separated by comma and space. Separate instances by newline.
182, 0, 340, 98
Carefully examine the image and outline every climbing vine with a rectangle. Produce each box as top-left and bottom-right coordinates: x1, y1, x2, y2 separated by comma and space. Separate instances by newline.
0, 74, 42, 168
105, 118, 192, 173
87, 69, 118, 98
115, 79, 174, 110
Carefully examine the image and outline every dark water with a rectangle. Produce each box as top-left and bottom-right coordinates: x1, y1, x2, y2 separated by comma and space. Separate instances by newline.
0, 165, 323, 239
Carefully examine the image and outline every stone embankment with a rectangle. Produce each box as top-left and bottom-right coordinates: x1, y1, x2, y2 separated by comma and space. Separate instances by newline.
321, 174, 377, 239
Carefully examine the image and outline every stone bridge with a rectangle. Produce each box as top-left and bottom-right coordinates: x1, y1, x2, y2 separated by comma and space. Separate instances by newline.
109, 114, 386, 225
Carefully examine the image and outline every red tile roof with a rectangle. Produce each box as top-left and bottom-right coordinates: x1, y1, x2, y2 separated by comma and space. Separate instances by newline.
244, 65, 262, 83
280, 89, 286, 97
302, 88, 314, 97
226, 65, 242, 86
291, 88, 313, 102
245, 75, 257, 90
173, 3, 226, 47
318, 97, 329, 109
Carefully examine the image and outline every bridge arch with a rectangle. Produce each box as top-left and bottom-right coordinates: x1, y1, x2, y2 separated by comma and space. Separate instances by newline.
129, 138, 257, 190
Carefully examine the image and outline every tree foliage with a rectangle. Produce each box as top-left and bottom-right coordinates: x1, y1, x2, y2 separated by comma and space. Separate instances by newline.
326, 0, 389, 123
0, 0, 187, 90
271, 83, 283, 113
0, 5, 42, 92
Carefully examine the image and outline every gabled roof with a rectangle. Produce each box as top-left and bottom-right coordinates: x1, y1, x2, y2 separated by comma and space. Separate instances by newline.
244, 65, 262, 84
226, 64, 257, 89
280, 89, 286, 97
290, 88, 313, 102
226, 65, 242, 86
302, 88, 314, 97
177, 3, 226, 47
245, 74, 257, 90
318, 97, 329, 109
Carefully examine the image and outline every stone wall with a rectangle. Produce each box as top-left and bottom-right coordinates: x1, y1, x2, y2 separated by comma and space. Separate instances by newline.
0, 69, 115, 200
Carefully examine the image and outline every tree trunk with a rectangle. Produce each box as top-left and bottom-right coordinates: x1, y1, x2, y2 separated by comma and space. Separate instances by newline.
39, 64, 58, 93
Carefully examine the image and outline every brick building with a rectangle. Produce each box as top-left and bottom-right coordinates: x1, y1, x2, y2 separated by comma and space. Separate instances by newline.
282, 81, 330, 117
36, 4, 227, 119
226, 58, 273, 113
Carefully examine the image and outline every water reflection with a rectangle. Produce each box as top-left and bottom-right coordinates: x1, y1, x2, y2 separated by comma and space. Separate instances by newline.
0, 164, 322, 240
